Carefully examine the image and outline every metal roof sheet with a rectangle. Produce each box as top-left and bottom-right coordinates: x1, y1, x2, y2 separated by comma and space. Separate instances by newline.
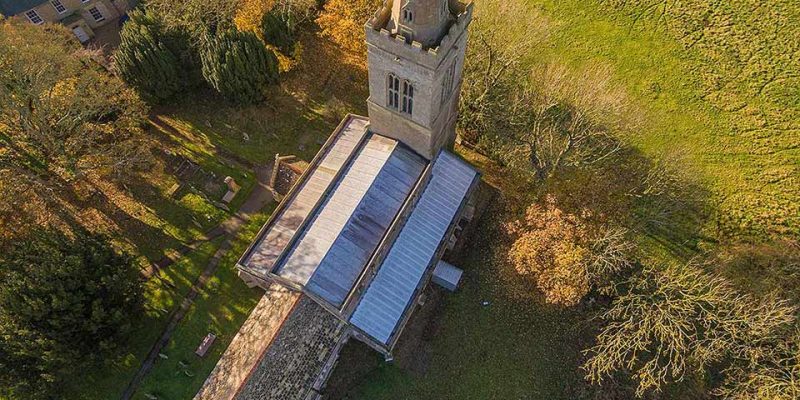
349, 150, 478, 345
241, 117, 369, 277
277, 134, 426, 307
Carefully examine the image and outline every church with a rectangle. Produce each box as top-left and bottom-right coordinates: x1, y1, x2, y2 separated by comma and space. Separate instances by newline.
195, 1, 476, 398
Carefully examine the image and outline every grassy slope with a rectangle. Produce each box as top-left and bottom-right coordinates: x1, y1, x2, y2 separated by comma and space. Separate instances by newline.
352, 0, 798, 398
131, 212, 272, 400
527, 0, 799, 240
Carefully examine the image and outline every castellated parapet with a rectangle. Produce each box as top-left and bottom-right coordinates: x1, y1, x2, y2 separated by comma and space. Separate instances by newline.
365, 1, 474, 70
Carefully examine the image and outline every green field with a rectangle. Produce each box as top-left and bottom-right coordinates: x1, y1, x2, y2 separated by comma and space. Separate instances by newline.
349, 0, 799, 398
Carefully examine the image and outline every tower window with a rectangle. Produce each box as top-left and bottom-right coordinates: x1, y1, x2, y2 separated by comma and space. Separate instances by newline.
441, 61, 456, 103
387, 74, 401, 110
403, 9, 413, 23
401, 80, 414, 115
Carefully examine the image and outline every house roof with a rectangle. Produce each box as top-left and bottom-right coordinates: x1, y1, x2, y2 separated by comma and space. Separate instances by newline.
233, 296, 347, 400
241, 116, 370, 279
349, 150, 478, 345
194, 284, 301, 400
0, 0, 47, 16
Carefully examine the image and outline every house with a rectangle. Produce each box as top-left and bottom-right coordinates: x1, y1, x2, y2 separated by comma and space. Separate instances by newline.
195, 1, 476, 399
0, 0, 133, 43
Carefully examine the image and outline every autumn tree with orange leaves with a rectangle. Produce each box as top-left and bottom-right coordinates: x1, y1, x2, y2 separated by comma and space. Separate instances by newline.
317, 0, 382, 57
506, 196, 633, 306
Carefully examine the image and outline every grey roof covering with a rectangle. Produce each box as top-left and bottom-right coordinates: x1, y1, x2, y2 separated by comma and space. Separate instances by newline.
349, 151, 478, 345
276, 134, 426, 306
0, 0, 47, 16
432, 260, 464, 292
241, 117, 369, 278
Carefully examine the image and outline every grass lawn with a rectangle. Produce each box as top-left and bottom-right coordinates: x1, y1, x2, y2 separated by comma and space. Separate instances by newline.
59, 28, 367, 400
523, 0, 799, 240
347, 0, 798, 398
131, 211, 273, 400
63, 238, 224, 399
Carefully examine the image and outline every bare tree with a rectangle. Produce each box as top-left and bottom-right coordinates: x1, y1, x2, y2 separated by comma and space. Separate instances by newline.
500, 64, 630, 181
458, 0, 549, 143
583, 261, 796, 397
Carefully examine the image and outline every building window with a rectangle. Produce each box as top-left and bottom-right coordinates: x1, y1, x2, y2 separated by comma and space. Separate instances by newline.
403, 8, 413, 23
387, 75, 414, 116
401, 80, 414, 115
441, 61, 456, 103
51, 0, 67, 14
88, 6, 104, 22
25, 10, 44, 24
387, 74, 400, 110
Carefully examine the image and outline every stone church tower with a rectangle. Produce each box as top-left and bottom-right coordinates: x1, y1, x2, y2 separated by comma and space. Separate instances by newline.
365, 0, 473, 160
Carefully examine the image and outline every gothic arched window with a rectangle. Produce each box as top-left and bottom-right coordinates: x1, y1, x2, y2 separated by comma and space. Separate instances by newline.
387, 73, 400, 110
401, 80, 414, 115
403, 8, 413, 23
387, 74, 413, 116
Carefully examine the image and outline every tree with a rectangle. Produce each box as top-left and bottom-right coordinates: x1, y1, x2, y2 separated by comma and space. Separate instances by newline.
145, 0, 240, 38
506, 196, 633, 306
234, 0, 276, 34
316, 0, 382, 56
717, 330, 800, 400
115, 9, 196, 103
583, 262, 796, 397
499, 64, 628, 181
0, 18, 149, 233
458, 0, 547, 145
200, 28, 279, 104
261, 8, 296, 54
0, 230, 143, 399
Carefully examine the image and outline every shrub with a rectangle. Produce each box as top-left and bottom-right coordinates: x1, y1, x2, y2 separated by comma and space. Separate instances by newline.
261, 9, 295, 54
200, 28, 279, 104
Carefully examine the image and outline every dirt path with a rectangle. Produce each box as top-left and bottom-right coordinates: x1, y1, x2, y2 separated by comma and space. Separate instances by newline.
120, 166, 273, 400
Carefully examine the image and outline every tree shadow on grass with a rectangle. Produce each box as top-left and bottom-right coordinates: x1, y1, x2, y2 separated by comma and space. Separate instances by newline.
546, 145, 714, 259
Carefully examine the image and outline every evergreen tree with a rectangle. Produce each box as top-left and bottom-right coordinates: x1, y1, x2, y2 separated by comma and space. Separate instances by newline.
115, 9, 195, 103
0, 230, 143, 398
200, 29, 279, 104
261, 9, 296, 54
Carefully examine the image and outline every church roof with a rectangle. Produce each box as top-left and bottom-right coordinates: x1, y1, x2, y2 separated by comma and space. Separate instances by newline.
349, 150, 477, 345
238, 114, 478, 349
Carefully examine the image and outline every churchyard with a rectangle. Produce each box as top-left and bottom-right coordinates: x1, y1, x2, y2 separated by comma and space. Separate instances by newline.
1, 0, 797, 399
